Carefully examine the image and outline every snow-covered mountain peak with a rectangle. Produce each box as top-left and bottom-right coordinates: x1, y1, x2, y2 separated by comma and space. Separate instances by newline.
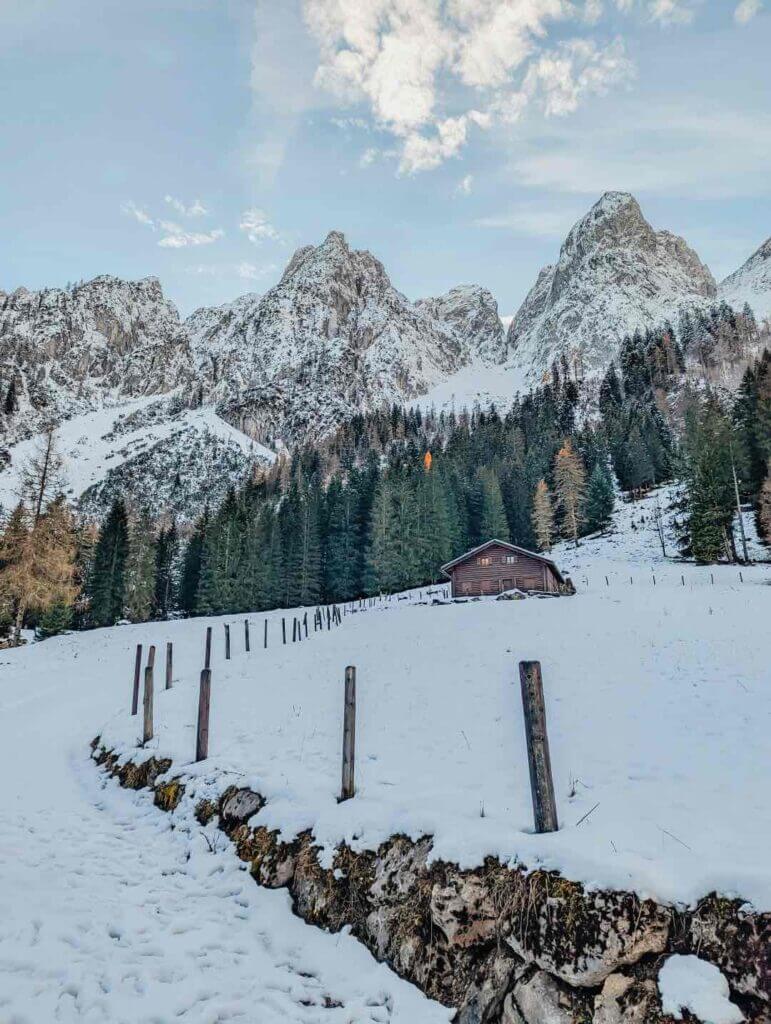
719, 236, 771, 321
506, 192, 717, 384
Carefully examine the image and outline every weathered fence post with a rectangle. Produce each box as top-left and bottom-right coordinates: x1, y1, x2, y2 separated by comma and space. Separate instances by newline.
264, 619, 268, 649
340, 665, 356, 801
131, 643, 143, 715
143, 649, 155, 745
282, 617, 286, 645
205, 627, 212, 669
165, 641, 173, 690
303, 612, 308, 638
326, 607, 331, 630
518, 660, 558, 834
245, 619, 250, 653
196, 668, 212, 762
224, 623, 231, 660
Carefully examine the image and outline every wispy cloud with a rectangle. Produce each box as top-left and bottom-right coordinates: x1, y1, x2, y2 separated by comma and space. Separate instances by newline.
121, 201, 224, 247
164, 195, 208, 217
157, 222, 224, 248
186, 261, 278, 283
239, 208, 281, 244
734, 0, 763, 23
121, 200, 155, 228
456, 174, 474, 196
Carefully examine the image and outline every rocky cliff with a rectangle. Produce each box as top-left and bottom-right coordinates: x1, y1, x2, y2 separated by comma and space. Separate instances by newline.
506, 192, 717, 386
719, 237, 771, 322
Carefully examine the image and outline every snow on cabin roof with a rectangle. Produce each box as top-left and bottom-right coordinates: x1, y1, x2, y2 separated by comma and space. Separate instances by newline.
440, 539, 566, 583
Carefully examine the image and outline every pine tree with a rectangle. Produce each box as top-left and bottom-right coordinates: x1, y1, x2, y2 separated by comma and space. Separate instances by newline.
87, 499, 129, 626
478, 467, 510, 541
683, 398, 738, 563
531, 480, 555, 552
759, 473, 771, 543
324, 478, 360, 601
124, 510, 155, 623
153, 520, 178, 618
554, 439, 586, 547
178, 509, 208, 615
584, 463, 615, 535
365, 478, 402, 592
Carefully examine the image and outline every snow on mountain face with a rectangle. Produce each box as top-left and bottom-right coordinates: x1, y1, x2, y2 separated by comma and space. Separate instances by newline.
416, 285, 506, 363
507, 192, 717, 385
0, 275, 195, 441
186, 231, 482, 444
719, 237, 771, 321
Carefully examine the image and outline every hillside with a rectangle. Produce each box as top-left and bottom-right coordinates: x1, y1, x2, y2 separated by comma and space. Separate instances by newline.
1, 486, 767, 1022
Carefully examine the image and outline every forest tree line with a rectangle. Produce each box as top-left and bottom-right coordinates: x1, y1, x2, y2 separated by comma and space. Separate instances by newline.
0, 308, 769, 641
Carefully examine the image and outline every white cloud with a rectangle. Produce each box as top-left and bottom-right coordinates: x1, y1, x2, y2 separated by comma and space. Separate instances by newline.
236, 261, 278, 281
121, 200, 155, 228
164, 195, 208, 217
157, 222, 224, 248
301, 0, 641, 173
239, 208, 281, 244
359, 146, 379, 167
613, 0, 697, 22
186, 261, 278, 282
734, 0, 762, 23
518, 37, 634, 117
456, 173, 474, 195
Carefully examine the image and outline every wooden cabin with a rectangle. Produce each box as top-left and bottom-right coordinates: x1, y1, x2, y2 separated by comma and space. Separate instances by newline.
441, 540, 566, 598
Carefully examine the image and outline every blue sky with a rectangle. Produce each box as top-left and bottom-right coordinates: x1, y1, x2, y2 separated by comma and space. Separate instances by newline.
1, 0, 769, 318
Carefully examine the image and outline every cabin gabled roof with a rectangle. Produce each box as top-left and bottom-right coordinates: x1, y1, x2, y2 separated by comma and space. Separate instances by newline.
440, 539, 565, 584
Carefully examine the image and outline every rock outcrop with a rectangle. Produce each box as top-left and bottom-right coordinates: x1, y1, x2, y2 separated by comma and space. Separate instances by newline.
506, 192, 717, 386
93, 742, 770, 1024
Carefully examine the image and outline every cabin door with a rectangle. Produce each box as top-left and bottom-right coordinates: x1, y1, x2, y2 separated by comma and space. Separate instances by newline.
501, 578, 513, 592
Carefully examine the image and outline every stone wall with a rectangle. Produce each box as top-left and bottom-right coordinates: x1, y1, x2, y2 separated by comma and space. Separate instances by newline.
92, 742, 770, 1024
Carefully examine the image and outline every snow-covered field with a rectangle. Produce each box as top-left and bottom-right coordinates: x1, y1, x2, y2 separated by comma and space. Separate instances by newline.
0, 488, 768, 1019
0, 617, 449, 1022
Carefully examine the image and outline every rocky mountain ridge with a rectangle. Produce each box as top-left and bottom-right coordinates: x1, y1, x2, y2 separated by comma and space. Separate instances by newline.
1, 198, 769, 514
505, 191, 718, 386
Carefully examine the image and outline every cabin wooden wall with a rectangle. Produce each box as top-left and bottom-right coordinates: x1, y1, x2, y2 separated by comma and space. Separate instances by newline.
448, 544, 559, 596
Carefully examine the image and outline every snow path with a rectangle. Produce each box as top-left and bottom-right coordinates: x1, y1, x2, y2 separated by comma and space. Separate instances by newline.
0, 640, 450, 1022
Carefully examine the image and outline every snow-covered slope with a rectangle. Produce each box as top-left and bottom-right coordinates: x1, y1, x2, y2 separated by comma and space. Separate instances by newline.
91, 487, 771, 912
416, 284, 506, 363
0, 399, 274, 519
506, 192, 717, 386
0, 614, 449, 1023
719, 237, 771, 322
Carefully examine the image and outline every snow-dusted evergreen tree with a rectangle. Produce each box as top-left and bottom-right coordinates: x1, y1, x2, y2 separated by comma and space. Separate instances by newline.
87, 499, 130, 626
124, 510, 155, 623
478, 467, 510, 541
585, 463, 615, 535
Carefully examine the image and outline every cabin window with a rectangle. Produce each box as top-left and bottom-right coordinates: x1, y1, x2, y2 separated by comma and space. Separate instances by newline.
503, 554, 517, 564
478, 556, 492, 566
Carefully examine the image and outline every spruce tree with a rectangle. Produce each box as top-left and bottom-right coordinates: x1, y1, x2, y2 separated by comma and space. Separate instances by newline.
153, 520, 178, 618
88, 499, 129, 626
683, 398, 738, 563
178, 509, 208, 615
584, 463, 615, 535
124, 510, 155, 623
478, 467, 510, 541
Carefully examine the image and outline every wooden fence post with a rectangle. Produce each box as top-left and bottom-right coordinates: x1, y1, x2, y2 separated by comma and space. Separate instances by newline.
205, 627, 212, 669
131, 643, 143, 715
245, 619, 250, 652
224, 623, 231, 660
303, 612, 308, 638
147, 643, 156, 669
165, 641, 173, 690
282, 617, 286, 645
340, 666, 356, 801
143, 659, 154, 745
196, 668, 212, 762
518, 660, 558, 834
264, 619, 268, 649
